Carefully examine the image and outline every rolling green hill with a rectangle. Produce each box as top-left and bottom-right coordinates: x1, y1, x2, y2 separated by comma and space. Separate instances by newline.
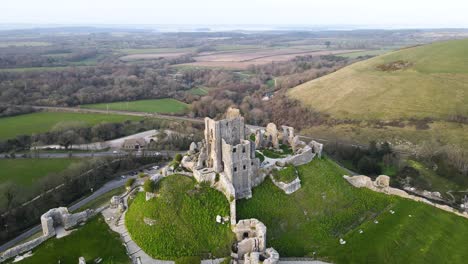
289, 39, 468, 120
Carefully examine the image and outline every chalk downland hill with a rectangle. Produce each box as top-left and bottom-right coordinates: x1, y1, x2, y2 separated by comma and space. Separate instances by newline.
288, 39, 468, 121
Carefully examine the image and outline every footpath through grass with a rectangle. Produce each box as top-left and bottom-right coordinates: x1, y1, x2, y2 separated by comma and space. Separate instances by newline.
0, 111, 141, 140
126, 175, 234, 260
9, 216, 130, 264
82, 98, 188, 114
237, 158, 468, 263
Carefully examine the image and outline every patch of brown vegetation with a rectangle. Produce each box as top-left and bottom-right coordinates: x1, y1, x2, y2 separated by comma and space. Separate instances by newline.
179, 49, 360, 69
376, 60, 413, 72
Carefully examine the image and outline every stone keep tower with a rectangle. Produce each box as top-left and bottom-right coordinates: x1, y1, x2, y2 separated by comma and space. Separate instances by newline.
204, 107, 260, 198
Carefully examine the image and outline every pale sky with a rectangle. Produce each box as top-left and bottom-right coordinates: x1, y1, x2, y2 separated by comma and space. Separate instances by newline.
2, 0, 468, 28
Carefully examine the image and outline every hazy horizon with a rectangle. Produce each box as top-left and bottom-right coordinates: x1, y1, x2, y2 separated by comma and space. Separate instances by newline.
2, 0, 468, 30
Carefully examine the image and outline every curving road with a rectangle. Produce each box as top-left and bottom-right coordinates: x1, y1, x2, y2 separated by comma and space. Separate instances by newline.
0, 163, 166, 253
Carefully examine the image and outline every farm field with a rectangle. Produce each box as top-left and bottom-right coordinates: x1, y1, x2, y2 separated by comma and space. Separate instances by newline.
0, 112, 142, 140
7, 216, 130, 264
117, 47, 197, 54
125, 175, 234, 260
178, 48, 361, 69
288, 39, 468, 120
0, 158, 77, 186
237, 158, 468, 263
81, 98, 188, 114
0, 41, 51, 47
119, 52, 189, 62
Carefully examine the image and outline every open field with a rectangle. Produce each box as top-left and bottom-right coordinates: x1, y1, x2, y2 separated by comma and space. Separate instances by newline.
289, 39, 468, 120
81, 98, 188, 114
0, 159, 77, 186
126, 175, 233, 260
0, 41, 51, 47
117, 47, 196, 55
179, 49, 361, 69
237, 158, 468, 263
119, 52, 189, 62
0, 112, 142, 140
7, 216, 130, 264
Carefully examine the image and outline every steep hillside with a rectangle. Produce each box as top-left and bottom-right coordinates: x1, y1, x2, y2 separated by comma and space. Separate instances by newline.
288, 39, 468, 120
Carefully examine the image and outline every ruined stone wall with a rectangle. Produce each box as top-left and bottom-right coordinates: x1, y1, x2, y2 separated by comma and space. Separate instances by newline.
310, 140, 323, 158
205, 115, 246, 173
271, 176, 301, 195
283, 145, 315, 166
0, 236, 49, 262
2, 207, 95, 263
344, 175, 468, 219
222, 139, 259, 199
233, 219, 268, 260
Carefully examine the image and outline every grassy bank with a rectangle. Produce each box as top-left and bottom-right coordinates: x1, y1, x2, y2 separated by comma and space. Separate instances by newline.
237, 158, 468, 263
9, 216, 130, 264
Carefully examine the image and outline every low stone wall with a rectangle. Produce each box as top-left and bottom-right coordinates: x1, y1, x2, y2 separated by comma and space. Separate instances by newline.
0, 236, 49, 262
271, 176, 301, 195
343, 175, 468, 219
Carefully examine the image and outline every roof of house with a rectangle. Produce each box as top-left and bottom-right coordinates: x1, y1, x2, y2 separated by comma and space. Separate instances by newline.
122, 137, 147, 147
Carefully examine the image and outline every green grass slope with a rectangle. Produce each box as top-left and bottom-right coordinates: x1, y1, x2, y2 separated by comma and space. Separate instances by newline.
10, 217, 129, 264
0, 159, 76, 186
81, 99, 188, 114
0, 112, 141, 140
289, 39, 468, 120
237, 158, 468, 263
126, 175, 234, 260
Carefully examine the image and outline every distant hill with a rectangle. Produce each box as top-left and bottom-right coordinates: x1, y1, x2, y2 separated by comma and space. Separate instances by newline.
289, 39, 468, 121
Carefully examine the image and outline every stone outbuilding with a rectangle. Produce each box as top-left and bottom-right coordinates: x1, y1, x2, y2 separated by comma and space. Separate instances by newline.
121, 137, 147, 150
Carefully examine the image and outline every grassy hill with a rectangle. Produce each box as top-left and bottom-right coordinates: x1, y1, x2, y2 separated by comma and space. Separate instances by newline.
126, 175, 233, 260
289, 39, 468, 120
237, 158, 468, 263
